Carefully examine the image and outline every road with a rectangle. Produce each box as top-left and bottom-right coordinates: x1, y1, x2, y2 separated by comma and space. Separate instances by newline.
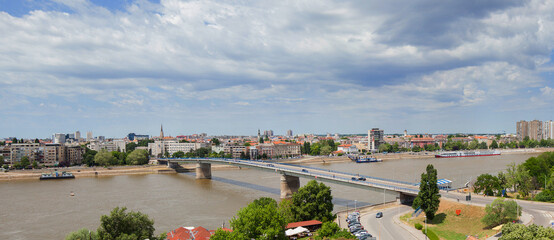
361, 205, 424, 240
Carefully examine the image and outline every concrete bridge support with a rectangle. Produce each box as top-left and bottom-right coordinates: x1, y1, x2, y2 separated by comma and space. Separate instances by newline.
280, 175, 300, 199
398, 192, 416, 205
196, 163, 212, 179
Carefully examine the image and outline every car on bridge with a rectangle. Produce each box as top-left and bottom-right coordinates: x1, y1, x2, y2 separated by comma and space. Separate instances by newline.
301, 169, 308, 173
357, 177, 366, 181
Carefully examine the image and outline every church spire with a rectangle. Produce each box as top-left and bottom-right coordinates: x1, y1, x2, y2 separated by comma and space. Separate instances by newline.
160, 124, 164, 139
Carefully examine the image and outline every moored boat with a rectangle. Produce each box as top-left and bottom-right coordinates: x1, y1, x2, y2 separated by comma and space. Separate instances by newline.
40, 171, 75, 180
435, 150, 500, 158
347, 155, 382, 163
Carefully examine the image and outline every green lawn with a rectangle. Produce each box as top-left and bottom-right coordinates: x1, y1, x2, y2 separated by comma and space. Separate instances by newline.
400, 201, 498, 240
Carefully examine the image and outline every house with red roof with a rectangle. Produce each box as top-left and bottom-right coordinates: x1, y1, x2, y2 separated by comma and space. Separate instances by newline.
166, 226, 232, 240
285, 220, 322, 232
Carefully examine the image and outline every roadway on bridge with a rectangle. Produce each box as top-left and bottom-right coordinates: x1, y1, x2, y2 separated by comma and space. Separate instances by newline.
165, 158, 421, 195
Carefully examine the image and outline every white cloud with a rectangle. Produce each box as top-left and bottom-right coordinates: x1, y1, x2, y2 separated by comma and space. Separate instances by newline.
0, 0, 554, 136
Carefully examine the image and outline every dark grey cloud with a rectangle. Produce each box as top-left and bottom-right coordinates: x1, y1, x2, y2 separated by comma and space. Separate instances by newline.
370, 0, 527, 48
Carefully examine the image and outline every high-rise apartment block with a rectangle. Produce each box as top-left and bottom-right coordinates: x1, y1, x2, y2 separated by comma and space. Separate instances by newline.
75, 131, 81, 140
86, 131, 93, 141
517, 120, 553, 140
368, 128, 385, 152
263, 130, 274, 137
286, 129, 293, 137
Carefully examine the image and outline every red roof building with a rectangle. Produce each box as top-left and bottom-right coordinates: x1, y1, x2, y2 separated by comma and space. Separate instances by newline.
286, 220, 323, 230
166, 226, 232, 240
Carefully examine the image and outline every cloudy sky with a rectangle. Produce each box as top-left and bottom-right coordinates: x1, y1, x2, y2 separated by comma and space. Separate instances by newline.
1, 0, 553, 138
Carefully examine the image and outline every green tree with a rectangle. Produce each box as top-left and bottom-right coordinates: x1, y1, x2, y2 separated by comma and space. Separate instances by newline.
228, 197, 287, 240
97, 207, 155, 240
126, 142, 137, 153
310, 144, 321, 155
302, 142, 311, 155
137, 139, 153, 147
94, 150, 115, 167
490, 140, 499, 149
171, 151, 185, 158
316, 221, 340, 239
413, 164, 441, 220
278, 199, 294, 224
20, 156, 30, 168
211, 138, 221, 146
65, 228, 98, 240
473, 173, 501, 196
34, 138, 40, 143
126, 149, 149, 165
83, 147, 98, 167
291, 180, 334, 222
469, 140, 479, 150
515, 164, 533, 197
112, 152, 127, 165
0, 156, 4, 164
320, 145, 332, 156
32, 160, 39, 169
482, 198, 521, 228
209, 228, 233, 240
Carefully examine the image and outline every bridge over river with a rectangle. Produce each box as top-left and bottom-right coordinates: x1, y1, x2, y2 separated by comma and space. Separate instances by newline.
156, 158, 420, 203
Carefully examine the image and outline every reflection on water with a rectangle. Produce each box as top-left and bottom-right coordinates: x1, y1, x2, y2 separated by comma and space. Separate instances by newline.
0, 153, 538, 240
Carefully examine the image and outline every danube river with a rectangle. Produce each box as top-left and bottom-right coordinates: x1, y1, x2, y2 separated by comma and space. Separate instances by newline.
0, 153, 538, 239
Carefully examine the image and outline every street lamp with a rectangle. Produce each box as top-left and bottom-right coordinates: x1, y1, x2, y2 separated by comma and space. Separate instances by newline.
355, 200, 357, 211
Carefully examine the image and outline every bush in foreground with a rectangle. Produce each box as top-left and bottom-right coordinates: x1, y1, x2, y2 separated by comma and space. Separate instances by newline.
414, 223, 423, 230
500, 222, 554, 240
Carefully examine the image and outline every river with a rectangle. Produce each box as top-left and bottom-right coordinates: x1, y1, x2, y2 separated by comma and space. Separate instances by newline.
0, 153, 538, 240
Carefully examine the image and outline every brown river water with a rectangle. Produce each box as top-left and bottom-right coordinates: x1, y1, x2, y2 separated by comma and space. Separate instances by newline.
0, 153, 538, 239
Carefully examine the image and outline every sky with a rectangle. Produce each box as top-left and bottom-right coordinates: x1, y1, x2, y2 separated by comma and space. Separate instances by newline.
0, 0, 553, 138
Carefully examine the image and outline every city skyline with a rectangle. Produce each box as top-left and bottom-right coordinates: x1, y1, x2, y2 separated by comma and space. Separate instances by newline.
1, 0, 554, 138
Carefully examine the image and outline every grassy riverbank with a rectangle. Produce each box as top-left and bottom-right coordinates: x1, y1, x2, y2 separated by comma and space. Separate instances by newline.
400, 200, 497, 240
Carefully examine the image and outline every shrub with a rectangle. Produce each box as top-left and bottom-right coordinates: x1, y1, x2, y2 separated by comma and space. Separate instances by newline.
415, 223, 423, 230
534, 190, 554, 202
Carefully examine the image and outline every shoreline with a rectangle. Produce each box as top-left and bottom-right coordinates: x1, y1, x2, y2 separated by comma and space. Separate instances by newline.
1, 148, 550, 182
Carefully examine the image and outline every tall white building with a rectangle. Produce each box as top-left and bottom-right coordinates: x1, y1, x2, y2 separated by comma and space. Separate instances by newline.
86, 132, 93, 141
544, 120, 554, 140
75, 131, 81, 141
53, 133, 66, 144
368, 128, 385, 152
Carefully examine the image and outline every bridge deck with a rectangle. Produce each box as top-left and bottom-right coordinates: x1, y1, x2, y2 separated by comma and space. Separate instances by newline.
158, 158, 420, 195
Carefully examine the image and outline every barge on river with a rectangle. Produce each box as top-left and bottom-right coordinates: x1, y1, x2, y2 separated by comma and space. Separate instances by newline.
435, 150, 500, 158
40, 171, 75, 180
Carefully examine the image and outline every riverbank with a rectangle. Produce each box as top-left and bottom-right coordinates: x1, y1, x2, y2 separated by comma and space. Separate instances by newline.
1, 148, 549, 182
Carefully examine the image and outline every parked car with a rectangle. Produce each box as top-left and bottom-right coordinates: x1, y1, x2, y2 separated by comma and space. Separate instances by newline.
376, 212, 383, 218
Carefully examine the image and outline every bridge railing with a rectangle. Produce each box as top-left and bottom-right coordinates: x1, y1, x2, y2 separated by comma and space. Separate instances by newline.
272, 161, 418, 186
161, 158, 419, 193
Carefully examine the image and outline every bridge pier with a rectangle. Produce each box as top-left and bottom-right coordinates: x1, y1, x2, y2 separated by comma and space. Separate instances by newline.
280, 175, 300, 199
196, 163, 212, 179
398, 192, 416, 205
